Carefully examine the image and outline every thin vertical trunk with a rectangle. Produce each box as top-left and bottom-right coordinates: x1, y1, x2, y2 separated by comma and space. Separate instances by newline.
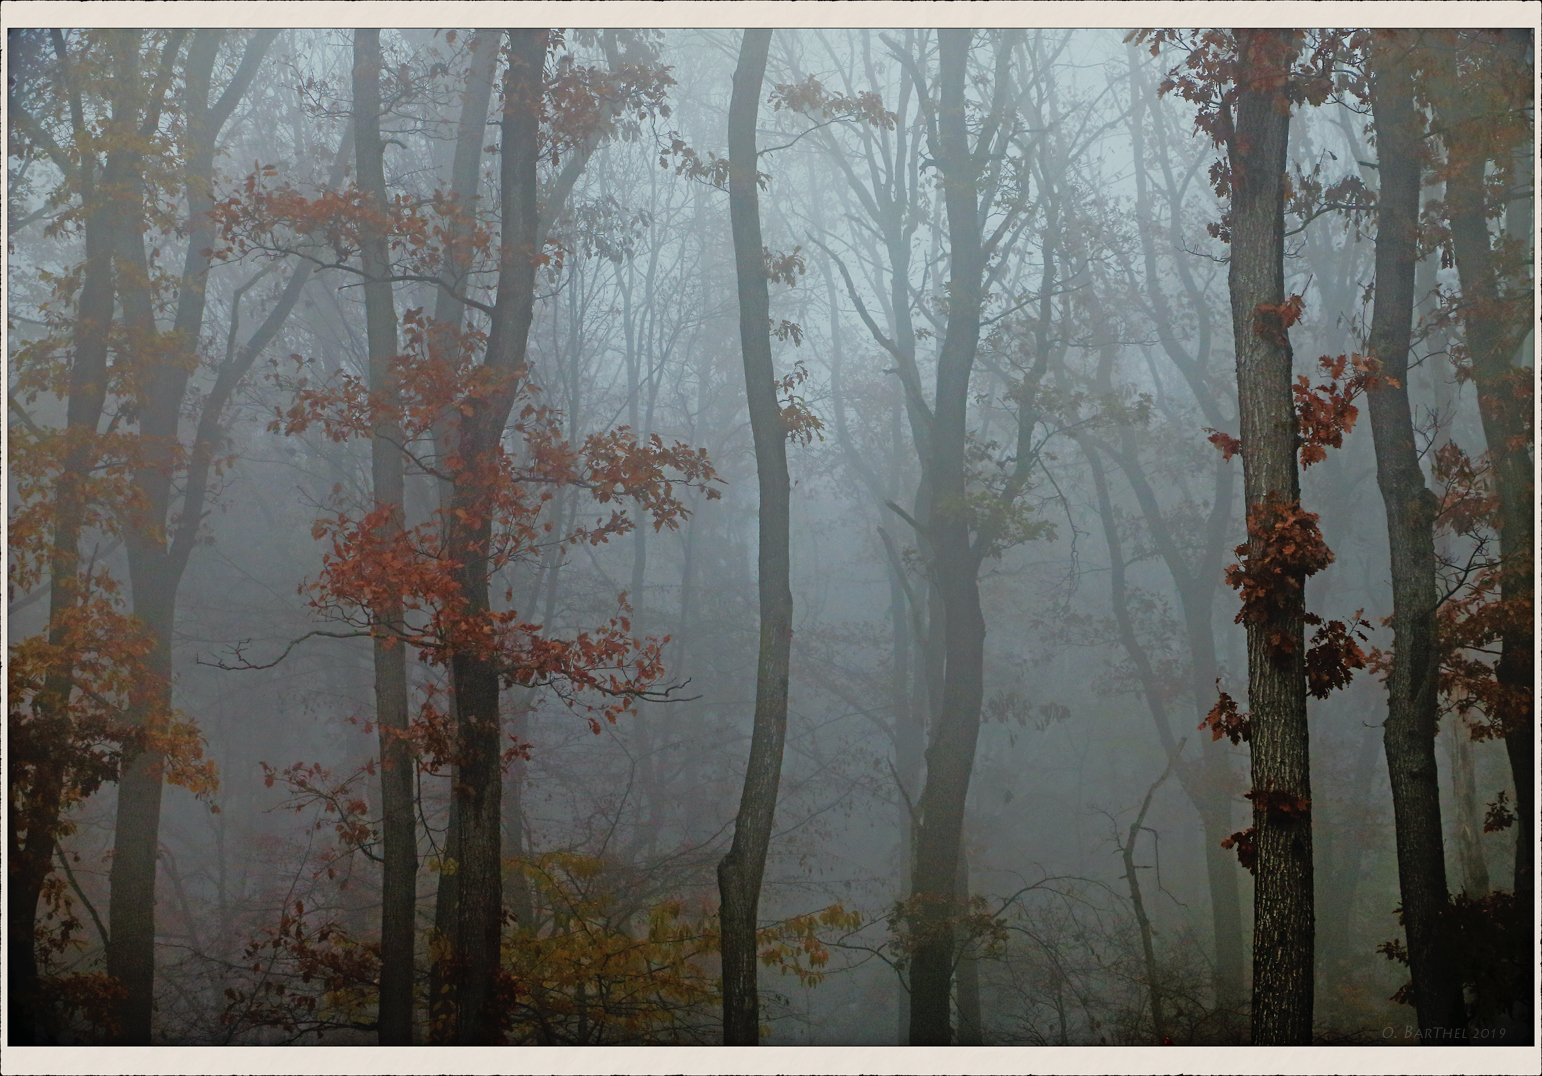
8, 33, 118, 1045
1224, 29, 1313, 1046
1364, 31, 1465, 1042
717, 28, 792, 1047
952, 847, 983, 1044
104, 29, 279, 1044
353, 29, 416, 1046
907, 29, 995, 1046
441, 28, 547, 1045
1126, 758, 1178, 1043
1124, 50, 1245, 1007
426, 28, 498, 1040
1448, 719, 1491, 898
1314, 717, 1380, 993
106, 30, 180, 1045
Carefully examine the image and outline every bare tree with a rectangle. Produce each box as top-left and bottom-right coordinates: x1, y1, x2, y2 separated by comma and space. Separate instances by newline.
716, 27, 794, 1046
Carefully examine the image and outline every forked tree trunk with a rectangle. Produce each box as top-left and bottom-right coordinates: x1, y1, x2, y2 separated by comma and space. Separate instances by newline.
105, 29, 281, 1044
1363, 30, 1465, 1042
7, 32, 120, 1044
440, 28, 547, 1045
426, 27, 499, 1041
907, 28, 990, 1046
717, 28, 793, 1046
352, 28, 417, 1045
1223, 28, 1314, 1046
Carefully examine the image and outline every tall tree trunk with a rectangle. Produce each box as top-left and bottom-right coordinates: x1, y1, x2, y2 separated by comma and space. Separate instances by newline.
1447, 718, 1491, 898
1438, 31, 1534, 901
1314, 717, 1380, 995
1123, 51, 1246, 1008
426, 28, 499, 1041
1223, 28, 1314, 1046
352, 28, 417, 1045
440, 28, 547, 1045
103, 29, 277, 1043
1363, 31, 1465, 1042
908, 28, 989, 1046
7, 33, 119, 1044
952, 847, 983, 1044
1126, 758, 1178, 1043
717, 28, 793, 1047
106, 30, 180, 1044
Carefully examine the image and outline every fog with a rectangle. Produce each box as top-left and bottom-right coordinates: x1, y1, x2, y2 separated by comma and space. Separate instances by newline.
5, 23, 1534, 1059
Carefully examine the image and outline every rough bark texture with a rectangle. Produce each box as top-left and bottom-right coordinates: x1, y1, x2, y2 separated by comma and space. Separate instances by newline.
717, 28, 792, 1047
352, 29, 416, 1046
440, 28, 547, 1045
908, 28, 989, 1046
1363, 31, 1465, 1043
1224, 29, 1314, 1047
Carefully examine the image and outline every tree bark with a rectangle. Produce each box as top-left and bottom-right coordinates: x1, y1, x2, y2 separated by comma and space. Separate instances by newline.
1447, 718, 1490, 898
440, 28, 547, 1045
1363, 30, 1465, 1042
7, 32, 119, 1044
104, 29, 278, 1044
1223, 28, 1314, 1046
1438, 31, 1534, 901
952, 847, 983, 1045
907, 28, 990, 1046
352, 28, 417, 1046
717, 28, 793, 1047
426, 27, 499, 1040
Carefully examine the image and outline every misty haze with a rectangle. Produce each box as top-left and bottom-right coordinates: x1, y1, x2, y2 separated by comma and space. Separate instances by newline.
5, 24, 1535, 1056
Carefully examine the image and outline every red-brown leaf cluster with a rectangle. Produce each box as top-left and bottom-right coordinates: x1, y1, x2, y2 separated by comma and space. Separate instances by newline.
1219, 827, 1257, 873
1292, 353, 1397, 467
1200, 684, 1251, 745
1246, 786, 1311, 822
1224, 494, 1334, 654
1303, 610, 1371, 699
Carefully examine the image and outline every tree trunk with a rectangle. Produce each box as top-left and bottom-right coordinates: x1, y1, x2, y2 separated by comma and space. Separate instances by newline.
908, 28, 990, 1046
953, 847, 983, 1044
1127, 759, 1178, 1043
426, 28, 498, 1041
440, 28, 547, 1045
1439, 32, 1534, 901
717, 28, 793, 1047
352, 28, 417, 1046
1447, 717, 1490, 898
1224, 28, 1314, 1046
106, 30, 179, 1044
1122, 56, 1247, 1008
7, 33, 119, 1043
1363, 31, 1465, 1042
102, 29, 279, 1043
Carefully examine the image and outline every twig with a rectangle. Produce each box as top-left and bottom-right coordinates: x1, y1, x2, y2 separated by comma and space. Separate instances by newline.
198, 629, 373, 671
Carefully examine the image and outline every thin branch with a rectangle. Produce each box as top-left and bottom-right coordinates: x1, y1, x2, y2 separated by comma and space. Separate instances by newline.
56, 842, 110, 949
199, 630, 374, 671
884, 498, 927, 537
